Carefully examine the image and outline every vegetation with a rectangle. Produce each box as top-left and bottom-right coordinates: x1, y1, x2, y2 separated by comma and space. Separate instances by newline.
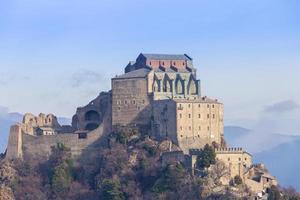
0, 134, 299, 200
196, 144, 216, 170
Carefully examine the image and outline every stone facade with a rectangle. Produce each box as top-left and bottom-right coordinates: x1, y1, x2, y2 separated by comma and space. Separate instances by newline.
112, 53, 221, 153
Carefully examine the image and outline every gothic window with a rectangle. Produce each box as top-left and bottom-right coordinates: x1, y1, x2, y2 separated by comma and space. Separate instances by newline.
163, 77, 172, 92
176, 78, 184, 94
188, 79, 197, 95
153, 79, 160, 92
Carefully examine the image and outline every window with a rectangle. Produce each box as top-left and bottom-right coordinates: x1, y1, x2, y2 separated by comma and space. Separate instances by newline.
118, 107, 121, 110
212, 104, 215, 108
180, 135, 183, 137
239, 158, 241, 161
132, 100, 136, 104
162, 62, 165, 65
207, 126, 210, 131
78, 132, 87, 139
207, 114, 210, 118
199, 126, 201, 130
150, 61, 152, 65
180, 114, 182, 118
228, 158, 230, 161
124, 100, 127, 104
173, 62, 176, 66
198, 114, 201, 118
189, 126, 191, 130
213, 114, 215, 119
188, 104, 191, 108
142, 100, 145, 104
182, 62, 185, 66
189, 114, 191, 118
198, 104, 201, 108
180, 126, 183, 130
207, 104, 210, 108
245, 158, 247, 161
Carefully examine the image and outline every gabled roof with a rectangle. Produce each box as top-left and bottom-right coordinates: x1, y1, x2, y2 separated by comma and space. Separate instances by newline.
140, 53, 192, 61
113, 68, 151, 79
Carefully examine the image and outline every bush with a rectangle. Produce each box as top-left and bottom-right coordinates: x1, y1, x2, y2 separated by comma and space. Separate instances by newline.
100, 179, 124, 200
233, 175, 243, 185
196, 144, 216, 169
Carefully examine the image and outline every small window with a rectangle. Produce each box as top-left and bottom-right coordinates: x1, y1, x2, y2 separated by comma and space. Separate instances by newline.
78, 132, 87, 139
188, 104, 191, 108
189, 114, 191, 118
228, 158, 230, 161
189, 126, 191, 130
207, 104, 210, 108
198, 135, 200, 137
162, 62, 165, 65
207, 126, 210, 131
198, 126, 201, 130
212, 104, 215, 108
180, 135, 183, 137
173, 62, 176, 66
207, 114, 210, 118
142, 100, 145, 104
124, 100, 127, 104
118, 107, 121, 110
198, 114, 201, 118
180, 114, 182, 118
180, 126, 183, 130
245, 158, 247, 161
132, 100, 136, 104
149, 61, 152, 65
182, 62, 185, 66
198, 104, 201, 108
213, 114, 215, 119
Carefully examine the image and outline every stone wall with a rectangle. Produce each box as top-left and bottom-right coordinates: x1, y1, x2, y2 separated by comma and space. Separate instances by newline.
112, 77, 151, 126
22, 125, 105, 159
153, 98, 224, 153
215, 148, 252, 179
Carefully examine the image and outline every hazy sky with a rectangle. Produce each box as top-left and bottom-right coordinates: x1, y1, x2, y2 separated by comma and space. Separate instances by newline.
0, 0, 300, 130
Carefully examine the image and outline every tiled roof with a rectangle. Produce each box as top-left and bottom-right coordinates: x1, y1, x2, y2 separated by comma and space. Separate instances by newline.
113, 68, 151, 79
141, 53, 192, 61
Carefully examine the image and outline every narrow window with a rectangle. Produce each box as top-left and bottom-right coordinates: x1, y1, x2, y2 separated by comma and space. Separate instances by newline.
198, 114, 201, 118
188, 104, 191, 108
213, 114, 215, 119
207, 104, 210, 108
189, 114, 191, 118
207, 126, 210, 131
180, 114, 182, 118
207, 114, 210, 118
198, 126, 201, 130
150, 61, 152, 65
212, 104, 215, 108
198, 104, 201, 108
189, 126, 191, 130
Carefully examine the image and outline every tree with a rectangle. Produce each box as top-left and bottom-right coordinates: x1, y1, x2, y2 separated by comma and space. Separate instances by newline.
196, 144, 216, 169
100, 179, 124, 200
268, 185, 281, 200
233, 175, 243, 185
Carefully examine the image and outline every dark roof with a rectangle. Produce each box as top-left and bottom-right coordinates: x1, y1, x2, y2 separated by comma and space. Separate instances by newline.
140, 53, 192, 61
113, 68, 151, 79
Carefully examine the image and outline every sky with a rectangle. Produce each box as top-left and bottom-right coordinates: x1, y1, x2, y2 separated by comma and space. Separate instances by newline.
0, 0, 300, 132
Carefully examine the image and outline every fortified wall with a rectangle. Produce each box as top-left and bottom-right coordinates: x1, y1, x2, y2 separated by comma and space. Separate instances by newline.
6, 92, 111, 160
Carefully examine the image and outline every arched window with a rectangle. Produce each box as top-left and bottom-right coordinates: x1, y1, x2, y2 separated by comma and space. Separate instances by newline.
176, 78, 184, 94
153, 79, 160, 92
163, 77, 172, 92
85, 110, 100, 121
188, 79, 197, 95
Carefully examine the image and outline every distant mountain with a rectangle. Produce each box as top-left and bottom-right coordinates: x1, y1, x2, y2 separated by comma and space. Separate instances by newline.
254, 140, 300, 191
0, 112, 23, 153
224, 126, 250, 147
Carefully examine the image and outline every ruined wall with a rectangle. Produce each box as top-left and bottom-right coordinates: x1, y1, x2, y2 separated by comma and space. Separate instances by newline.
112, 77, 151, 126
72, 92, 111, 132
22, 125, 105, 159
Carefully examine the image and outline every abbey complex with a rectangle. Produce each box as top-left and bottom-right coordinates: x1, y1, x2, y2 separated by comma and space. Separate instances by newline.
5, 53, 278, 196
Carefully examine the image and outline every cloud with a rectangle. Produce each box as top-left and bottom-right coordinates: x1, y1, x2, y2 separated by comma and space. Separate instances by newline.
0, 106, 8, 116
70, 69, 104, 88
264, 100, 299, 113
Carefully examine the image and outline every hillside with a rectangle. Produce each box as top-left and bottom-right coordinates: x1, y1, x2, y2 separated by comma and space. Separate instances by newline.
254, 140, 300, 191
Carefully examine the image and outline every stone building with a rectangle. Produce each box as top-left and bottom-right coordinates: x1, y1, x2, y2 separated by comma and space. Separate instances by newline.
112, 53, 223, 153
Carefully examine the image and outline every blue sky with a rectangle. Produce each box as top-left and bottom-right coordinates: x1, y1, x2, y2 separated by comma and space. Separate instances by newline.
0, 0, 300, 131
